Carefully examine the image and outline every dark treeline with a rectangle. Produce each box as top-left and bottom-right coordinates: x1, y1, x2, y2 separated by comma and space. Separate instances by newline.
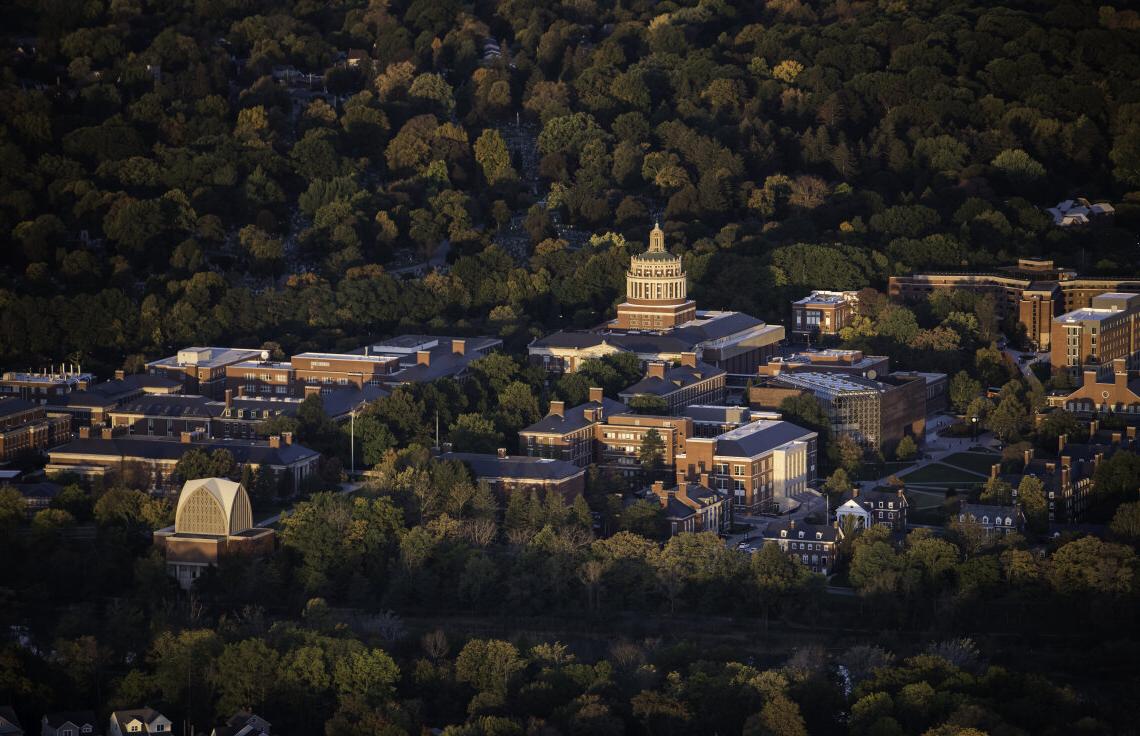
2, 0, 1140, 372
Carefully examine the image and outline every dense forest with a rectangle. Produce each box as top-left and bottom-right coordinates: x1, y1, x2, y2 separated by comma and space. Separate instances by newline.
2, 0, 1140, 374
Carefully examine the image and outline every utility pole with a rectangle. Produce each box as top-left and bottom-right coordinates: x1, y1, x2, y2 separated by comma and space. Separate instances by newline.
350, 408, 355, 476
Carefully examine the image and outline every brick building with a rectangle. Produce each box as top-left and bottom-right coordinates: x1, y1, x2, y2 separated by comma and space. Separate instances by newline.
443, 451, 587, 500
678, 419, 817, 514
1050, 292, 1140, 375
618, 353, 726, 413
613, 222, 697, 330
758, 349, 889, 379
680, 405, 780, 437
595, 413, 693, 477
0, 368, 93, 403
46, 431, 320, 490
751, 371, 926, 454
889, 259, 1140, 350
835, 487, 909, 531
956, 502, 1025, 536
517, 388, 625, 467
1047, 358, 1140, 415
147, 347, 264, 399
762, 519, 839, 575
790, 290, 859, 340
0, 398, 71, 461
649, 479, 728, 536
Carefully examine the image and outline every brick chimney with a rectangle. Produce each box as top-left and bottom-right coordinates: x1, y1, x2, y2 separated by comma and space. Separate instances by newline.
114, 369, 125, 380
416, 350, 431, 366
1061, 454, 1071, 468
452, 339, 466, 356
852, 487, 860, 498
588, 387, 604, 404
789, 519, 795, 529
1061, 466, 1070, 490
79, 426, 91, 439
236, 385, 245, 398
1023, 448, 1033, 467
680, 352, 697, 368
549, 400, 565, 418
698, 471, 709, 488
497, 447, 507, 458
282, 431, 293, 446
269, 435, 281, 448
1113, 358, 1127, 382
101, 427, 115, 439
181, 431, 195, 444
647, 362, 667, 379
1112, 431, 1122, 445
1095, 451, 1104, 469
1045, 461, 1056, 474
1128, 426, 1137, 442
990, 463, 1000, 480
1058, 433, 1067, 453
225, 389, 233, 409
1089, 419, 1099, 439
1083, 368, 1098, 387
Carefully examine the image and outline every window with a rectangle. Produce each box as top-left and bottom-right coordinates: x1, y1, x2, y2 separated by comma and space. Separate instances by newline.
82, 728, 92, 734
61, 729, 75, 736
733, 464, 745, 476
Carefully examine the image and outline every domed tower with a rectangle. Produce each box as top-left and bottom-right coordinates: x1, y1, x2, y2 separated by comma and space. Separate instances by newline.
614, 223, 697, 330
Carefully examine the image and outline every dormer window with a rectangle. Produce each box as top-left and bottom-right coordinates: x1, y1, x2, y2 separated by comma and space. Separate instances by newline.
815, 532, 822, 539
982, 516, 989, 525
797, 531, 804, 538
82, 728, 93, 735
780, 530, 787, 538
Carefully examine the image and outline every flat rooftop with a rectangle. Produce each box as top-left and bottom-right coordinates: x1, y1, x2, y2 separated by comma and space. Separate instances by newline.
792, 291, 855, 306
149, 347, 262, 368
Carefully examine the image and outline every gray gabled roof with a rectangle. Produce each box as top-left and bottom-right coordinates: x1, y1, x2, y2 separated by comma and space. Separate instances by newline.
619, 362, 725, 398
0, 397, 36, 417
111, 395, 221, 419
713, 420, 816, 458
763, 520, 838, 542
50, 436, 319, 467
443, 452, 585, 482
521, 398, 627, 435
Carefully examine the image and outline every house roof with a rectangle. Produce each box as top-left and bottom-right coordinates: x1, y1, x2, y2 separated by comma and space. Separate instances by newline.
712, 420, 816, 458
658, 483, 723, 520
619, 362, 725, 398
521, 398, 627, 435
111, 707, 166, 727
839, 488, 907, 507
43, 711, 98, 728
443, 453, 585, 482
959, 502, 1021, 519
0, 706, 21, 735
763, 520, 838, 542
49, 436, 319, 466
0, 397, 35, 417
15, 482, 61, 500
111, 395, 221, 419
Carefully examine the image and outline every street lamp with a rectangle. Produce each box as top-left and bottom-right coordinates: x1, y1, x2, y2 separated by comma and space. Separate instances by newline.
971, 415, 978, 440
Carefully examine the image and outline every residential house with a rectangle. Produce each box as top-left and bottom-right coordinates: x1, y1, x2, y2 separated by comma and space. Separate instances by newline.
761, 519, 839, 575
0, 707, 22, 736
211, 713, 271, 736
107, 709, 172, 736
41, 711, 99, 736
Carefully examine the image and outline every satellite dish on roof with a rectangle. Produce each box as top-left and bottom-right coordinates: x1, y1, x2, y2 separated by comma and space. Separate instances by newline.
866, 369, 877, 380
261, 350, 270, 362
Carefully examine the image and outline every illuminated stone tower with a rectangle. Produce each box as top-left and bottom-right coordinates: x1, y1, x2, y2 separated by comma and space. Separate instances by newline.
613, 223, 697, 330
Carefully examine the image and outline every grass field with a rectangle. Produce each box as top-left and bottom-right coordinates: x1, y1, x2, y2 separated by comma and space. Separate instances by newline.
855, 461, 915, 481
900, 462, 988, 485
940, 451, 1001, 475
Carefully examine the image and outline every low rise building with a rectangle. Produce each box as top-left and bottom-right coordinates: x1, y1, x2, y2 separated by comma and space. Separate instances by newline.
762, 519, 839, 575
678, 420, 817, 514
617, 353, 726, 413
835, 487, 909, 531
46, 431, 320, 490
367, 335, 502, 385
1046, 358, 1140, 414
1051, 293, 1140, 375
211, 713, 271, 736
790, 290, 859, 340
751, 371, 926, 454
758, 349, 889, 379
517, 388, 624, 466
1046, 197, 1114, 227
890, 371, 948, 414
147, 347, 264, 399
153, 478, 276, 590
41, 711, 100, 736
444, 450, 587, 500
595, 413, 693, 477
43, 374, 181, 428
649, 479, 727, 536
680, 405, 779, 438
0, 368, 93, 403
0, 398, 71, 461
108, 708, 173, 736
14, 482, 61, 518
956, 502, 1025, 536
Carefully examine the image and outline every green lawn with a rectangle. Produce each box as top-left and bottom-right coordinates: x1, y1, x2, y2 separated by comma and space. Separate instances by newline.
904, 487, 948, 510
900, 463, 988, 485
940, 451, 1001, 475
855, 461, 915, 481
